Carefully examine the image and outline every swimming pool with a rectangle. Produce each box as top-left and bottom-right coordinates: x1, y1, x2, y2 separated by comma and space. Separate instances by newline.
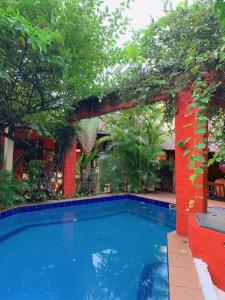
0, 195, 175, 300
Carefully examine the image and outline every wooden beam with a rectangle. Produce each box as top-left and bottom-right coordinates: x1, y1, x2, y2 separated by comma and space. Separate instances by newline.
69, 89, 224, 122
69, 92, 171, 122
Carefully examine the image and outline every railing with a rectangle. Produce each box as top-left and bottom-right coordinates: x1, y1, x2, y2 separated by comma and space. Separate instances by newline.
208, 182, 225, 200
159, 177, 173, 192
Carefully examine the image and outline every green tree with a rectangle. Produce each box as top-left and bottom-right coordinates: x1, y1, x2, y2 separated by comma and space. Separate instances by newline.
0, 170, 26, 206
0, 0, 128, 140
76, 118, 110, 195
98, 107, 166, 193
215, 0, 225, 27
111, 0, 225, 178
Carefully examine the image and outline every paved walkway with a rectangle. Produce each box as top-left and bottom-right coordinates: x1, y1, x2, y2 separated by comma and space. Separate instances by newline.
168, 232, 205, 300
138, 191, 225, 208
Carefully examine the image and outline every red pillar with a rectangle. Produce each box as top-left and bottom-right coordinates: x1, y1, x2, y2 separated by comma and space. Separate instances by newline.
13, 148, 24, 179
63, 144, 77, 198
175, 88, 208, 236
42, 137, 55, 162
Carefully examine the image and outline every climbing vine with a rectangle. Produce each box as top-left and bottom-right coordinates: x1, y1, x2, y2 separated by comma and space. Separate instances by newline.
183, 77, 221, 208
189, 78, 220, 180
105, 0, 225, 207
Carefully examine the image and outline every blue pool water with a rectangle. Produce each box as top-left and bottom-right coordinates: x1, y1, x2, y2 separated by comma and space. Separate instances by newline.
0, 197, 175, 300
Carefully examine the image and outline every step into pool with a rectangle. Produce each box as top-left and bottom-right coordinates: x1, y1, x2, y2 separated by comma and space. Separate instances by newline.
0, 195, 175, 300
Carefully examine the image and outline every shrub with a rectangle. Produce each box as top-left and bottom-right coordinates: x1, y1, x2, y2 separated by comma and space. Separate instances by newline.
0, 170, 25, 207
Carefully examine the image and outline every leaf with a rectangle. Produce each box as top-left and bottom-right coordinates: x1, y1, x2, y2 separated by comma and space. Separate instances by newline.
183, 149, 191, 156
196, 128, 207, 135
194, 143, 206, 150
81, 148, 99, 169
19, 36, 26, 47
189, 155, 206, 162
176, 137, 191, 148
197, 115, 208, 121
189, 174, 197, 182
189, 200, 195, 208
191, 66, 199, 75
195, 184, 203, 189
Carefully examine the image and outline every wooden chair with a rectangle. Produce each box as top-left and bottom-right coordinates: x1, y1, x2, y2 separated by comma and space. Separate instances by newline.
159, 177, 173, 192
208, 182, 225, 200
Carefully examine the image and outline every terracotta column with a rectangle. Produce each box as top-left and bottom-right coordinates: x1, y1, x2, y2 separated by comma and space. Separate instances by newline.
13, 148, 24, 179
175, 88, 208, 236
42, 137, 55, 162
62, 144, 77, 198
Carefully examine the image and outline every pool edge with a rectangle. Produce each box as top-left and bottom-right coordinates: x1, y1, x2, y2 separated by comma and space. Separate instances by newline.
0, 193, 171, 220
167, 231, 205, 300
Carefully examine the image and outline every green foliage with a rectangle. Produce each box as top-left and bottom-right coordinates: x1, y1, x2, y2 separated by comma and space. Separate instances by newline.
0, 170, 25, 206
77, 167, 98, 197
76, 118, 111, 195
24, 110, 79, 162
98, 107, 166, 193
24, 160, 60, 201
208, 108, 225, 165
186, 77, 221, 185
24, 160, 47, 201
0, 0, 128, 139
77, 118, 102, 156
108, 0, 225, 194
112, 0, 223, 107
215, 0, 225, 27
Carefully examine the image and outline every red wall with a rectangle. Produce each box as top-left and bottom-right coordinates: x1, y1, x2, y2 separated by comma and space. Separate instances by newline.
188, 213, 225, 290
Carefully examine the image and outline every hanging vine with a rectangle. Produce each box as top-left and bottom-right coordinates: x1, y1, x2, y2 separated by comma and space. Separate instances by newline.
103, 0, 225, 207
184, 77, 221, 208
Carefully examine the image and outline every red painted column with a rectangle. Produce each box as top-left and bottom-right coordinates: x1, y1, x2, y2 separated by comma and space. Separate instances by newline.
175, 88, 208, 236
42, 137, 55, 162
63, 144, 77, 198
13, 148, 24, 179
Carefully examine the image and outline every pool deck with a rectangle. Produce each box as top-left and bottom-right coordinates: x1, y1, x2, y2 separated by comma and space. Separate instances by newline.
137, 191, 225, 208
168, 232, 205, 300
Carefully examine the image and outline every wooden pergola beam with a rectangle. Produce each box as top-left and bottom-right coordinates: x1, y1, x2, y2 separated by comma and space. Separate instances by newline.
69, 92, 224, 122
68, 92, 171, 122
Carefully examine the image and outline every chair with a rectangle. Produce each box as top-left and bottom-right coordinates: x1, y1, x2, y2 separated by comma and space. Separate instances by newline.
208, 182, 225, 200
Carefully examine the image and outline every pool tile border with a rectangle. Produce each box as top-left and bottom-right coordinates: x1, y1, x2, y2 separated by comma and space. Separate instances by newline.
0, 194, 170, 220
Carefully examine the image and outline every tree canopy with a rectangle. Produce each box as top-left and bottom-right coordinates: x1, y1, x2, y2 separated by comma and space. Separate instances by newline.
0, 0, 128, 139
111, 0, 224, 104
106, 0, 225, 167
0, 0, 224, 165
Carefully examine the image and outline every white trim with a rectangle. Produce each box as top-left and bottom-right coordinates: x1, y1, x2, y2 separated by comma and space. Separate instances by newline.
3, 128, 14, 171
194, 258, 224, 300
